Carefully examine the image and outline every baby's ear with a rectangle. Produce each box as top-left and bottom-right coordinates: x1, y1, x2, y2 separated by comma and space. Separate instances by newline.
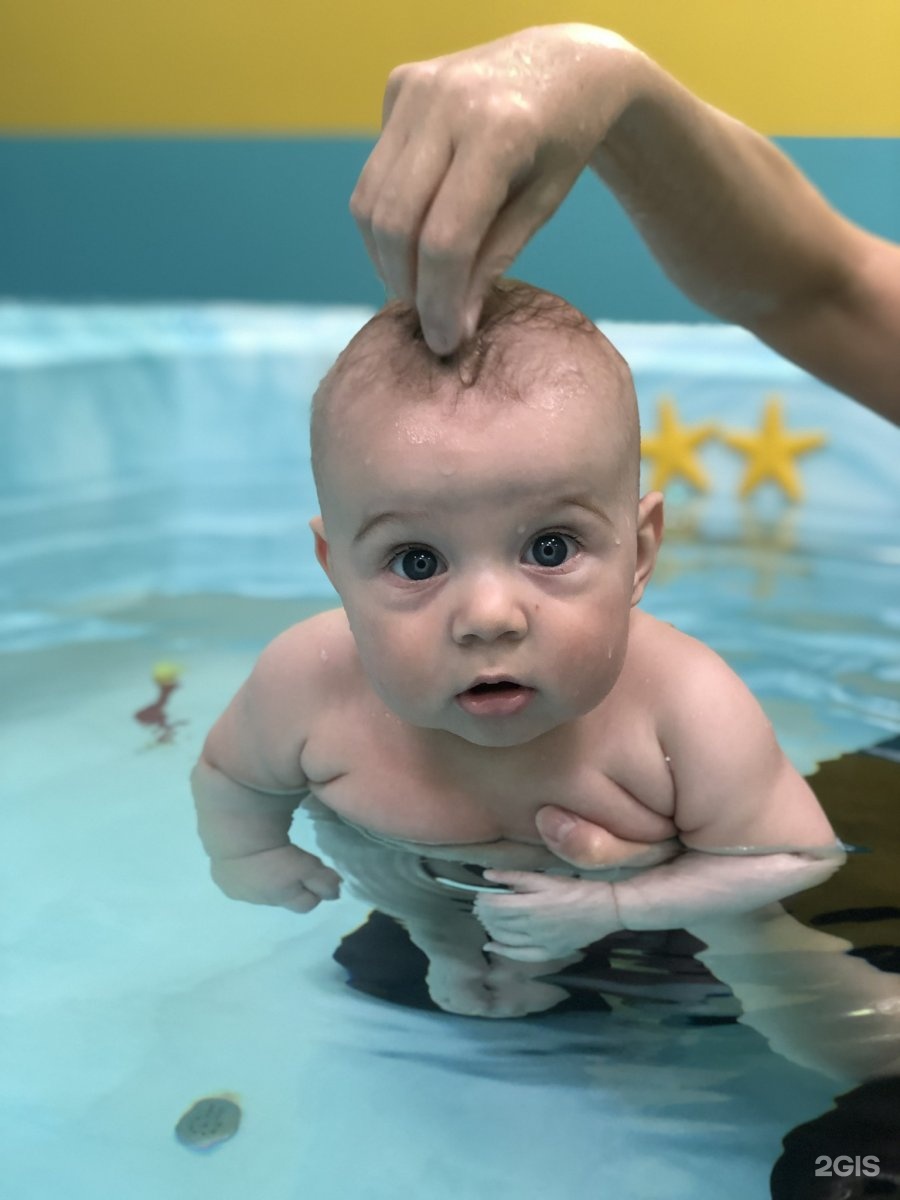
631, 492, 664, 605
309, 516, 332, 580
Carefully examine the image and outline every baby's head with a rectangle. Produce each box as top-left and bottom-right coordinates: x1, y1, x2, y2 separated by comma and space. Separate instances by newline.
311, 278, 640, 513
309, 279, 662, 748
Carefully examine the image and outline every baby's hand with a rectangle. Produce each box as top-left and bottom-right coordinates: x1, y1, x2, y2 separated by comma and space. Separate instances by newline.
474, 872, 620, 962
210, 844, 342, 914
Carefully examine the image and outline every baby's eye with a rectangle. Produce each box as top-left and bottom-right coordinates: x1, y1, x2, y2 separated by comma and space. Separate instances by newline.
525, 533, 579, 569
388, 546, 443, 581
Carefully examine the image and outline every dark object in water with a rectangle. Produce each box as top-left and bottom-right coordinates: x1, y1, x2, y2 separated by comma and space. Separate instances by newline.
333, 902, 729, 1018
786, 741, 900, 970
175, 1096, 241, 1150
770, 1075, 900, 1198
768, 737, 900, 1198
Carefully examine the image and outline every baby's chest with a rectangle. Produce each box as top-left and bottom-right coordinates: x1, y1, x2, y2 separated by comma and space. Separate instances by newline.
302, 719, 676, 848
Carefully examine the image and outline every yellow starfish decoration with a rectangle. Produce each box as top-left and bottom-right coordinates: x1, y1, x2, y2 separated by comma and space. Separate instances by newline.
640, 396, 717, 491
722, 396, 827, 501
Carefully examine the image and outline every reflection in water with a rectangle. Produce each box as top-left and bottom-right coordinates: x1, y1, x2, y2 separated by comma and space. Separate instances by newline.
696, 742, 900, 1086
326, 739, 900, 1194
653, 501, 811, 600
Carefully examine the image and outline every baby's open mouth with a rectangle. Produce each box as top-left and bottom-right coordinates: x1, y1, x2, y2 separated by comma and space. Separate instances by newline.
467, 680, 521, 694
456, 679, 535, 717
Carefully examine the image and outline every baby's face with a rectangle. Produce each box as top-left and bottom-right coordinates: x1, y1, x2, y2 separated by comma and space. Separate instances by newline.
312, 350, 660, 749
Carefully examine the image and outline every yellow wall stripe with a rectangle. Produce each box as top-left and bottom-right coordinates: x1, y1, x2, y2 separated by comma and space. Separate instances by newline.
2, 1, 899, 136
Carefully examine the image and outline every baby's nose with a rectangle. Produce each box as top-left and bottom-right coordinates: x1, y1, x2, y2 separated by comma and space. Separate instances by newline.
450, 573, 528, 643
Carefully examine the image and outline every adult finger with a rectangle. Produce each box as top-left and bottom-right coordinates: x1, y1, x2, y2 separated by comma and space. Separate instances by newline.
536, 805, 658, 869
460, 162, 581, 338
351, 60, 450, 297
411, 110, 549, 356
366, 136, 455, 306
380, 61, 415, 128
350, 127, 412, 291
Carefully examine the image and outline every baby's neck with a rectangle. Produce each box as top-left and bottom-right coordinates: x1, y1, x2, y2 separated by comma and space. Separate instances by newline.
411, 716, 584, 781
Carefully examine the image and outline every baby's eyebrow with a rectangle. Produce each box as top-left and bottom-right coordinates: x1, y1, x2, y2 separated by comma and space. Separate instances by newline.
353, 497, 613, 544
553, 496, 615, 528
353, 510, 424, 545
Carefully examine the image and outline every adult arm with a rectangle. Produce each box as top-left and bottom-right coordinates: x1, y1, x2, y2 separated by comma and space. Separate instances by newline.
352, 23, 900, 422
592, 58, 900, 422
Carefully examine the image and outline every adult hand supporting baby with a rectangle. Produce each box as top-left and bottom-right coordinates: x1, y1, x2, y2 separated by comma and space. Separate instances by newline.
535, 804, 680, 870
350, 24, 641, 355
475, 806, 844, 961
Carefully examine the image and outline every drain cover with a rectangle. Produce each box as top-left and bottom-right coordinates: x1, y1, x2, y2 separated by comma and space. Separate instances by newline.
175, 1096, 242, 1150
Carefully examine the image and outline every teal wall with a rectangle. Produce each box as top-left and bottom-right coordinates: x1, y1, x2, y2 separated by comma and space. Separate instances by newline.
4, 3, 897, 316
1, 137, 898, 320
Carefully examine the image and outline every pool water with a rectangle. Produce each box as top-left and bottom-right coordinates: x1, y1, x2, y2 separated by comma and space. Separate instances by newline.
2, 306, 899, 1199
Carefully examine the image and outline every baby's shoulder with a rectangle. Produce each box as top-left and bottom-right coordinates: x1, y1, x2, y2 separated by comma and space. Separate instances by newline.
626, 610, 744, 702
626, 610, 766, 740
248, 607, 360, 709
267, 606, 355, 658
627, 607, 710, 660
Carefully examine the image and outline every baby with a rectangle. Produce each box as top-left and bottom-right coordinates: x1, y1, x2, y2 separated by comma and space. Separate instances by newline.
192, 279, 844, 1018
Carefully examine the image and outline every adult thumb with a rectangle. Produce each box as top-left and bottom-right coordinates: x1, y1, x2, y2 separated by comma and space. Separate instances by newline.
535, 805, 651, 869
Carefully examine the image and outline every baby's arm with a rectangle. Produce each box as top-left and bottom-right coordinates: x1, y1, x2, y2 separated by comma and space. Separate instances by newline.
612, 639, 845, 928
192, 625, 341, 914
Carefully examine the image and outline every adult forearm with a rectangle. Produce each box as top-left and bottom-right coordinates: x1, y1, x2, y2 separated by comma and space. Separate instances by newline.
190, 756, 304, 860
591, 55, 856, 326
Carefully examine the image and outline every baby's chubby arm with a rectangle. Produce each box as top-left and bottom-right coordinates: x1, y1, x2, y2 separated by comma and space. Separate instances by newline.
608, 641, 845, 926
478, 642, 844, 960
192, 624, 341, 914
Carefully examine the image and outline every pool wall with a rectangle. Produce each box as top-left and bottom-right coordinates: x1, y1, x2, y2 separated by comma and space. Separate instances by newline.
2, 137, 898, 324
3, 304, 898, 645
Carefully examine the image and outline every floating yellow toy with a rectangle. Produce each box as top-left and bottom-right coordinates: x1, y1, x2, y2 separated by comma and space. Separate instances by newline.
135, 661, 186, 746
640, 396, 717, 492
152, 661, 183, 687
722, 395, 827, 502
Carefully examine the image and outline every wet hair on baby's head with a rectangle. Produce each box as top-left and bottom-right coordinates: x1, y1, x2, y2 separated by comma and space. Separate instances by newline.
310, 277, 639, 493
401, 277, 606, 388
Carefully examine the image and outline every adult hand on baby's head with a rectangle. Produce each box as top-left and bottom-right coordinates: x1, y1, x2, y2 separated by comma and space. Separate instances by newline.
536, 805, 679, 870
210, 844, 341, 914
350, 24, 642, 355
